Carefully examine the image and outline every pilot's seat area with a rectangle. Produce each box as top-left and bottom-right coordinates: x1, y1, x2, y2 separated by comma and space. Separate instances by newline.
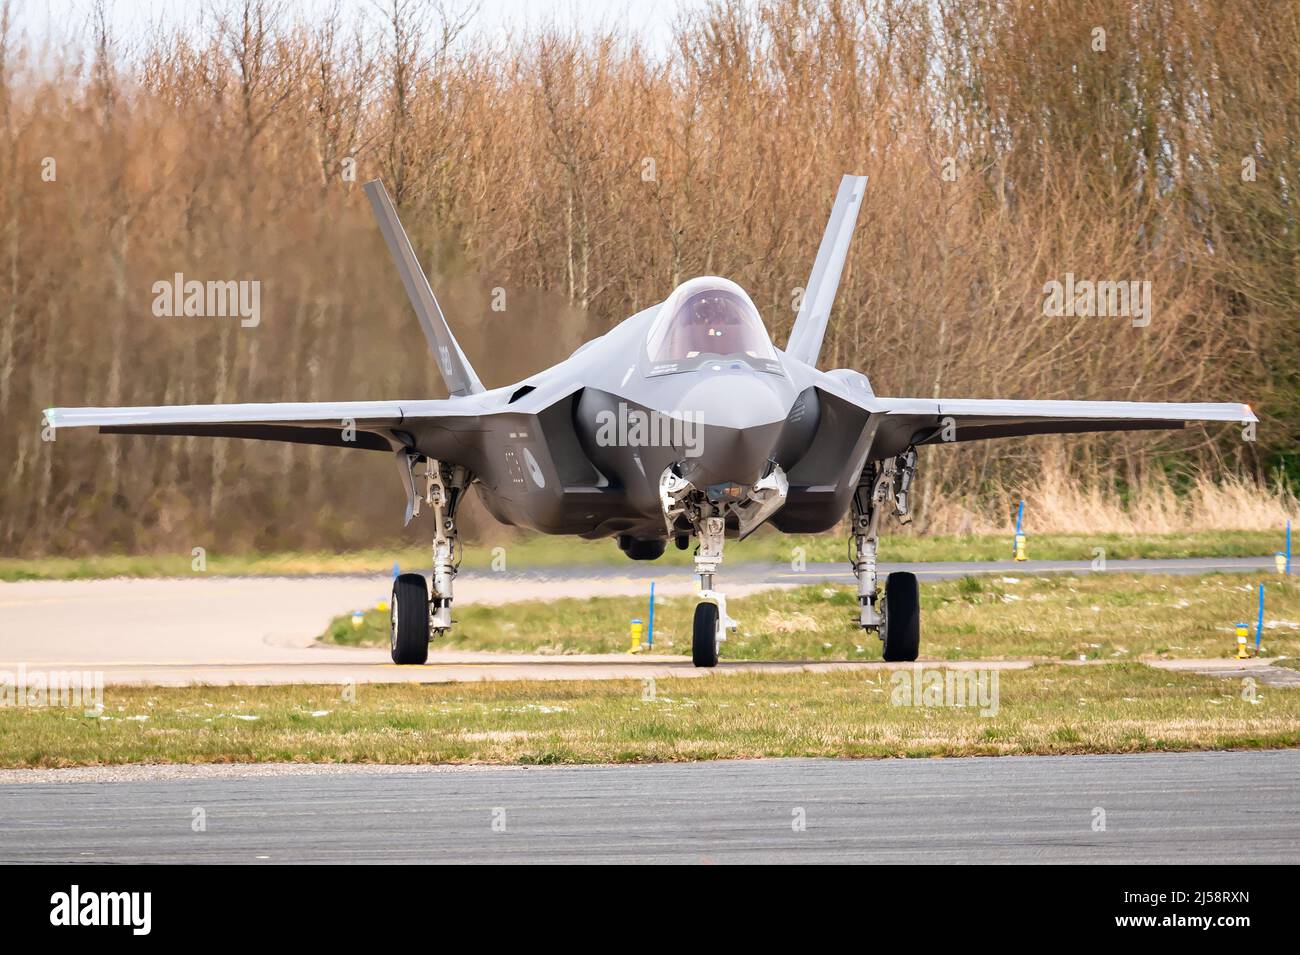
645, 277, 780, 374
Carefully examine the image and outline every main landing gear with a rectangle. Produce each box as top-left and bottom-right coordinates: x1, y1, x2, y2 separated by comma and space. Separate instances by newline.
852, 449, 920, 662
390, 458, 470, 665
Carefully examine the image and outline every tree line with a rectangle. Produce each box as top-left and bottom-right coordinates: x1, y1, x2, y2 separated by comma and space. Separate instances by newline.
1, 0, 1295, 555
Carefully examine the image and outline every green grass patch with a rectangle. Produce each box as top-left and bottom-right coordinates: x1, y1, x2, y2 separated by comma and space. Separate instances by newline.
325, 573, 1300, 662
1, 529, 1288, 581
0, 664, 1294, 768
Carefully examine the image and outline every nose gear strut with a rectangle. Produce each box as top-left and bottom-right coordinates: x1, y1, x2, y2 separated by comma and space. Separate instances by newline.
659, 463, 789, 667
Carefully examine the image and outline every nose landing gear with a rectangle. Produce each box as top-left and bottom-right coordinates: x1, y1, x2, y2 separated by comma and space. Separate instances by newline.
691, 516, 735, 667
661, 467, 786, 667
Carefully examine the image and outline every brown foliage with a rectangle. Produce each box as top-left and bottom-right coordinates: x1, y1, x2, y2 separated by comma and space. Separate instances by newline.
0, 0, 1296, 555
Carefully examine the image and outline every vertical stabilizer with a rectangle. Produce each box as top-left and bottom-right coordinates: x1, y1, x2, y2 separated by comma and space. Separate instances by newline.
786, 174, 866, 369
364, 179, 485, 396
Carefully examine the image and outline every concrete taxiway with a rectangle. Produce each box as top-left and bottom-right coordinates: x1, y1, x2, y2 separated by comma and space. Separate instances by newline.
0, 750, 1294, 863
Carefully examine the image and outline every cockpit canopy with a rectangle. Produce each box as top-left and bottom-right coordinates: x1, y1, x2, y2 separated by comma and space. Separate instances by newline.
647, 280, 777, 365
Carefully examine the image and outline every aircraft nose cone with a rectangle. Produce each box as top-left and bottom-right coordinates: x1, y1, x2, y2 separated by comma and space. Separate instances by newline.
673, 370, 785, 430
680, 425, 781, 487
674, 372, 786, 486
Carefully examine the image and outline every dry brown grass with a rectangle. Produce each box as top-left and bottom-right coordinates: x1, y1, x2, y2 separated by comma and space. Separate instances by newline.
922, 464, 1300, 536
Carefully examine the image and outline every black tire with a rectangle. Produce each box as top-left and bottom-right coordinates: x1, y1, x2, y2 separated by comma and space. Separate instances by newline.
390, 573, 430, 665
881, 571, 920, 662
692, 602, 719, 668
624, 538, 666, 561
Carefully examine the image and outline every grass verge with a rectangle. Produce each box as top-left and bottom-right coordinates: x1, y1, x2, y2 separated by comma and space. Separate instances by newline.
326, 573, 1300, 662
0, 665, 1294, 768
2, 529, 1290, 581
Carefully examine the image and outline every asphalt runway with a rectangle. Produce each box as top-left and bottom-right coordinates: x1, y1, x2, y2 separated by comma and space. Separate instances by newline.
1, 750, 1294, 863
0, 556, 1282, 685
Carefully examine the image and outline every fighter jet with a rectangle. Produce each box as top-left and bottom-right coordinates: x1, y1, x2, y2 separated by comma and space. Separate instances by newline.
46, 176, 1255, 667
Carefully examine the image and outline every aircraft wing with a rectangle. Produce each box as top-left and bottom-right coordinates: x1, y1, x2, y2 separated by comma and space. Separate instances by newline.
865, 396, 1256, 458
43, 398, 476, 453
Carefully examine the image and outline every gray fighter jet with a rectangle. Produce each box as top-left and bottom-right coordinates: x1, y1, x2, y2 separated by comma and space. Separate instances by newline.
46, 176, 1255, 666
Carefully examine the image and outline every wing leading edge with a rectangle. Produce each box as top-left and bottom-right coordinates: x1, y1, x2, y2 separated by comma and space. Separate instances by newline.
861, 396, 1255, 459
43, 398, 478, 452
